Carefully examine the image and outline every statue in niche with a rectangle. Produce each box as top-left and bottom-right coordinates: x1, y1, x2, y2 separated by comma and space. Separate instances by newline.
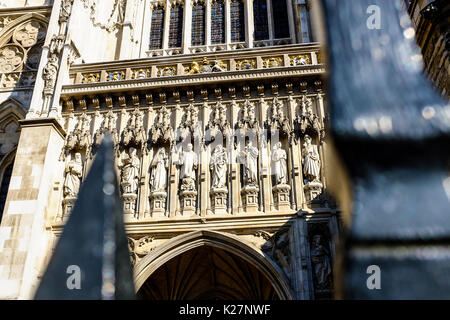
120, 147, 140, 194
310, 235, 332, 289
178, 143, 198, 191
210, 145, 228, 189
271, 142, 288, 185
150, 147, 168, 193
302, 135, 321, 183
63, 152, 83, 198
239, 140, 259, 187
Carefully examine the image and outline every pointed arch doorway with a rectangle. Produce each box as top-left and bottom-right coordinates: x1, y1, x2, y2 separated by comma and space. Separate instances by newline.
134, 230, 293, 300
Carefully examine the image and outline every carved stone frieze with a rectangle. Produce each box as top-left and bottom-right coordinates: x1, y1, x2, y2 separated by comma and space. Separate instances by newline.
150, 105, 174, 145
61, 113, 92, 160
121, 107, 148, 154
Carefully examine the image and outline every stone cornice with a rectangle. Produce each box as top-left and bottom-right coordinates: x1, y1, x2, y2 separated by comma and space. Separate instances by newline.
61, 65, 325, 97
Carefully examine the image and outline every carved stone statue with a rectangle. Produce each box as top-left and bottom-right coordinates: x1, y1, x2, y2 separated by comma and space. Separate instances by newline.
310, 235, 332, 289
120, 147, 140, 195
240, 140, 259, 186
271, 142, 288, 185
150, 147, 168, 192
302, 135, 321, 183
178, 143, 198, 191
63, 152, 83, 198
210, 145, 228, 189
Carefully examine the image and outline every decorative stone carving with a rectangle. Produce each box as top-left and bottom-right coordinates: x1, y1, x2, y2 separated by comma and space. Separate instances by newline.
271, 142, 290, 210
268, 97, 291, 136
295, 95, 321, 137
302, 135, 321, 184
177, 104, 203, 146
59, 0, 75, 23
61, 113, 92, 160
259, 229, 291, 279
310, 234, 332, 291
94, 110, 119, 155
151, 105, 174, 144
128, 235, 156, 265
120, 147, 141, 214
122, 107, 147, 154
236, 59, 256, 70
158, 66, 176, 77
43, 54, 59, 94
13, 21, 46, 48
178, 143, 198, 215
208, 101, 231, 140
186, 57, 227, 74
290, 54, 311, 66
239, 140, 259, 187
150, 147, 168, 215
271, 142, 288, 185
62, 152, 83, 217
0, 45, 24, 72
210, 145, 228, 214
262, 57, 282, 68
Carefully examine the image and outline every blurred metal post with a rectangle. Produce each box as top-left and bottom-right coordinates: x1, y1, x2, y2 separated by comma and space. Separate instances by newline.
35, 135, 135, 299
320, 0, 450, 298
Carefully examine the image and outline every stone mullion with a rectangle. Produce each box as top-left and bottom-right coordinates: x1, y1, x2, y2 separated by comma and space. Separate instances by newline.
182, 0, 193, 53
162, 1, 171, 52
243, 0, 254, 48
205, 0, 212, 48
266, 0, 274, 43
286, 0, 296, 43
138, 108, 152, 219
225, 0, 231, 48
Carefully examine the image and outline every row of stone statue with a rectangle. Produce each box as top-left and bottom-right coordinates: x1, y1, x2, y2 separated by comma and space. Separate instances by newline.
63, 134, 321, 211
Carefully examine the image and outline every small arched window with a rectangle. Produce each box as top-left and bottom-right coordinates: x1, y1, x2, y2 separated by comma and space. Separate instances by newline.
230, 0, 245, 42
211, 0, 225, 44
191, 2, 206, 46
168, 4, 184, 48
272, 0, 290, 39
0, 160, 14, 224
149, 6, 165, 49
253, 0, 269, 41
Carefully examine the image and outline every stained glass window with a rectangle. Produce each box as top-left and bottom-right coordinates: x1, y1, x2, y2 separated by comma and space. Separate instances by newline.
149, 6, 165, 49
230, 0, 245, 42
272, 0, 290, 39
211, 0, 225, 44
253, 0, 269, 40
191, 2, 206, 46
168, 4, 183, 48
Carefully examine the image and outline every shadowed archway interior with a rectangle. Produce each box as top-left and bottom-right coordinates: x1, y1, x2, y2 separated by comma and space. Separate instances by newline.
137, 246, 280, 300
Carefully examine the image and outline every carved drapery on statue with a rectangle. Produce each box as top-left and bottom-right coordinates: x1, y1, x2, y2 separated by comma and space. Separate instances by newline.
62, 152, 83, 218
150, 147, 168, 193
210, 145, 228, 189
302, 135, 321, 184
178, 143, 198, 214
271, 142, 288, 185
310, 234, 332, 293
120, 147, 141, 214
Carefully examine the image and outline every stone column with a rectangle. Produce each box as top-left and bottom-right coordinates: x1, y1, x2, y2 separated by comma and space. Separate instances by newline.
182, 0, 193, 53
119, 0, 136, 59
0, 119, 66, 299
287, 95, 303, 210
230, 100, 240, 214
243, 0, 254, 48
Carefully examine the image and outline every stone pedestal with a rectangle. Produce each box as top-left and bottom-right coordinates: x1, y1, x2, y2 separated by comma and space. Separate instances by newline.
150, 191, 167, 217
273, 184, 291, 210
123, 193, 137, 214
62, 196, 76, 219
210, 187, 228, 215
241, 185, 259, 213
304, 182, 323, 206
180, 190, 197, 216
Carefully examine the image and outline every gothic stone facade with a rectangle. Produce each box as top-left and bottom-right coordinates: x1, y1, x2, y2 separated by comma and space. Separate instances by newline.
0, 0, 339, 300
